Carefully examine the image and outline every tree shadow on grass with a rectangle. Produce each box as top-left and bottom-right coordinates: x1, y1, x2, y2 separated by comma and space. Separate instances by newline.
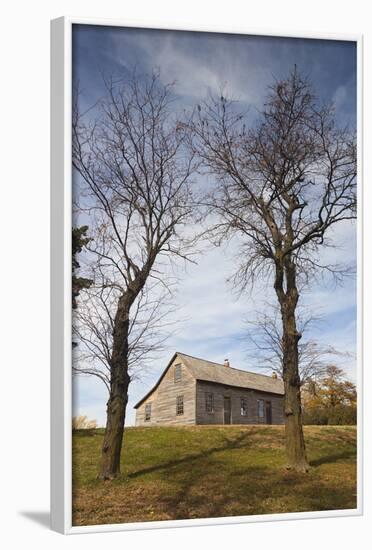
126, 430, 270, 520
310, 450, 356, 467
128, 433, 356, 520
128, 430, 255, 480
72, 428, 357, 524
161, 461, 357, 520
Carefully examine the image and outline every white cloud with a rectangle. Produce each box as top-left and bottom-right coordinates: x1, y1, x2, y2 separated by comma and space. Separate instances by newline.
110, 31, 267, 106
333, 84, 348, 111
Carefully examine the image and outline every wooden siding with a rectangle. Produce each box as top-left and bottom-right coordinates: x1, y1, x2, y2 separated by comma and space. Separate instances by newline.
135, 358, 196, 426
195, 380, 284, 425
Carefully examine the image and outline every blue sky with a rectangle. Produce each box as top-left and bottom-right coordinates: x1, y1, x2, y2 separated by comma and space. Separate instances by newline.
72, 24, 357, 426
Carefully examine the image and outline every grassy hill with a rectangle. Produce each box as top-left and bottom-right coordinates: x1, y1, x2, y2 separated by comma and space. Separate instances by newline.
72, 425, 357, 526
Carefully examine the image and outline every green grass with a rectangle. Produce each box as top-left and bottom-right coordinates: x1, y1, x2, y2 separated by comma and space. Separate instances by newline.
72, 425, 357, 526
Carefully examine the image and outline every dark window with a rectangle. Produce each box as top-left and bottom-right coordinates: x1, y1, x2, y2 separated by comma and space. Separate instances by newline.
258, 399, 265, 418
176, 395, 184, 415
265, 401, 272, 424
205, 392, 214, 413
145, 403, 152, 421
174, 363, 182, 382
240, 398, 248, 416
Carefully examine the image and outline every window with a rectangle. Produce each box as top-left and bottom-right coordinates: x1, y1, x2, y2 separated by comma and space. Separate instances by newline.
258, 399, 265, 418
265, 401, 272, 424
176, 395, 184, 415
174, 363, 182, 382
205, 392, 214, 413
145, 403, 152, 421
240, 398, 248, 416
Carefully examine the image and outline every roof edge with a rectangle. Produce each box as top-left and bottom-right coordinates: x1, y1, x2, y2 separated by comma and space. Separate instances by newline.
133, 352, 188, 409
177, 351, 282, 382
194, 377, 284, 396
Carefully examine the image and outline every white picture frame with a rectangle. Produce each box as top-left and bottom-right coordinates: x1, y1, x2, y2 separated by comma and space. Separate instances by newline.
51, 16, 363, 534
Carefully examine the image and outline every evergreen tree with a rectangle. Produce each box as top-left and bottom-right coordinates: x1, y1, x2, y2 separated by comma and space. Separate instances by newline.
72, 225, 93, 309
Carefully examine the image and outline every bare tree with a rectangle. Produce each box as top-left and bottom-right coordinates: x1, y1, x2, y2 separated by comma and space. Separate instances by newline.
190, 67, 356, 471
72, 72, 197, 479
246, 303, 350, 385
73, 275, 177, 392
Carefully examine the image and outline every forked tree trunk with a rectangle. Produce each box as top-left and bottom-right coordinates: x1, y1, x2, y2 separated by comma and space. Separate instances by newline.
276, 261, 309, 472
99, 295, 131, 480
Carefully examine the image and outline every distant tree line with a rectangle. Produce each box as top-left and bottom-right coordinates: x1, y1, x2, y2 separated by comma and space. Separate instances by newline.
302, 365, 356, 425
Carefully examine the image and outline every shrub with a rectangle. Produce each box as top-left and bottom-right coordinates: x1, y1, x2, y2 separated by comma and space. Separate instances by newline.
72, 415, 97, 430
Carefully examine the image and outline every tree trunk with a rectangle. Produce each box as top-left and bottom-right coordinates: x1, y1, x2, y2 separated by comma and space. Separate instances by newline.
99, 295, 131, 480
99, 372, 129, 479
281, 313, 309, 472
276, 261, 309, 472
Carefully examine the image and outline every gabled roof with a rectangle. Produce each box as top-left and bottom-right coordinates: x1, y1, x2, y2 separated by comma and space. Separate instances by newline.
178, 352, 284, 395
134, 352, 284, 408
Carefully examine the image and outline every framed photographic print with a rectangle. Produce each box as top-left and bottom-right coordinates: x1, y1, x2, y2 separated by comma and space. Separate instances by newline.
51, 17, 362, 534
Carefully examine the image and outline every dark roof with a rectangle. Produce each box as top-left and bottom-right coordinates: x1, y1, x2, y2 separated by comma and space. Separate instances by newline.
134, 352, 284, 408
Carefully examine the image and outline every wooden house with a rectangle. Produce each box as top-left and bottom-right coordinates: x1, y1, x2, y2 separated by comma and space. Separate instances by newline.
134, 352, 284, 426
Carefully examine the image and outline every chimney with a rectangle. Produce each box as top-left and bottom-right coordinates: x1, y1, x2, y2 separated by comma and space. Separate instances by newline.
224, 358, 230, 368
271, 372, 278, 379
